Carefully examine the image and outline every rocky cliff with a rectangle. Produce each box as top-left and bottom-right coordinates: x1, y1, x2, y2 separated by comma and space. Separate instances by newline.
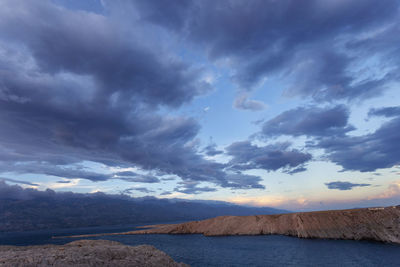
127, 206, 400, 244
0, 240, 188, 267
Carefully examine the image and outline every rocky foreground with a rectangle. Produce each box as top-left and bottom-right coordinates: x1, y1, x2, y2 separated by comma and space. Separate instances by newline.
0, 240, 188, 267
65, 206, 400, 244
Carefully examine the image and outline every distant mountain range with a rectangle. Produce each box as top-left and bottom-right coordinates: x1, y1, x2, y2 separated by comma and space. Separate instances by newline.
0, 181, 288, 232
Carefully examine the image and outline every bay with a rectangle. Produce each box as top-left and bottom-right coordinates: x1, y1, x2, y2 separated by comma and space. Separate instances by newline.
1, 225, 400, 267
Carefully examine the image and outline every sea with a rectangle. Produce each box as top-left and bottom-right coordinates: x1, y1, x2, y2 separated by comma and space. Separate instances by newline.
1, 223, 400, 267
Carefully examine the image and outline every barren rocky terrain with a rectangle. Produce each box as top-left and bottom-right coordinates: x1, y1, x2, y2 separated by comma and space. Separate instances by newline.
110, 206, 400, 244
0, 240, 188, 267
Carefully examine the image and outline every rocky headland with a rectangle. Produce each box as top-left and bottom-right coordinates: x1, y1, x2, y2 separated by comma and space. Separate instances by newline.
0, 240, 188, 267
63, 206, 400, 244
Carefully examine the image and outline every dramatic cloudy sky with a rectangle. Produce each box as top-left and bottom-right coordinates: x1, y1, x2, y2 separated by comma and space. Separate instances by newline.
1, 0, 400, 211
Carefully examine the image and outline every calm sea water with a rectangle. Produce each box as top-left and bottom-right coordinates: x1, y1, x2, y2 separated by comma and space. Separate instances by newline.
1, 225, 400, 267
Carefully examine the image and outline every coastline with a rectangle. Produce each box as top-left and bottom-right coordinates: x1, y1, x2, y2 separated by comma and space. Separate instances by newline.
56, 206, 400, 244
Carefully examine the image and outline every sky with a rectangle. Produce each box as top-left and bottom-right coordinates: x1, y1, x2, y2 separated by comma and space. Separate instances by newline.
0, 0, 400, 211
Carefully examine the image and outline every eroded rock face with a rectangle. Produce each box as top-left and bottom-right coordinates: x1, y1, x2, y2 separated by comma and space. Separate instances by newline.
0, 240, 189, 267
129, 206, 400, 244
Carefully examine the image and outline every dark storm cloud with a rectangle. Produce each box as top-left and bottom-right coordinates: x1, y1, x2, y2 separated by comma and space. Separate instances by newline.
261, 105, 353, 138
226, 141, 311, 173
128, 0, 400, 100
325, 181, 371, 191
2, 0, 398, 195
256, 104, 400, 173
0, 1, 269, 190
0, 0, 210, 108
315, 117, 400, 172
368, 106, 400, 118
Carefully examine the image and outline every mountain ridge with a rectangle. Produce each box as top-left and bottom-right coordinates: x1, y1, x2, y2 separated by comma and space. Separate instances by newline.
0, 181, 287, 232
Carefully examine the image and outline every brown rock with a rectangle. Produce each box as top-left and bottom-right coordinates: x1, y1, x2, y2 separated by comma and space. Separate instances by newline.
0, 240, 189, 267
127, 206, 400, 244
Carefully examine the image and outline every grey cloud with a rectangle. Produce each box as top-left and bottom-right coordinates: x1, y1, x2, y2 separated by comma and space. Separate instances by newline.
176, 186, 217, 195
258, 104, 400, 173
203, 143, 223, 156
223, 173, 265, 190
115, 171, 160, 183
174, 180, 217, 195
368, 106, 400, 118
286, 167, 307, 175
261, 105, 353, 138
281, 49, 391, 101
115, 171, 137, 177
128, 0, 400, 101
117, 175, 160, 184
121, 187, 155, 194
325, 181, 371, 191
0, 178, 39, 186
161, 176, 176, 181
0, 162, 161, 184
174, 171, 266, 193
0, 163, 111, 182
3, 0, 398, 194
315, 117, 400, 172
233, 95, 266, 111
0, 1, 268, 191
252, 118, 265, 125
226, 141, 311, 173
52, 0, 105, 13
0, 0, 210, 108
130, 0, 192, 30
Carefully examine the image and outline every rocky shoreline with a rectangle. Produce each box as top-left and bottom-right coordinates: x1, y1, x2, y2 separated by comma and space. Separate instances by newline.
0, 240, 188, 267
62, 206, 400, 244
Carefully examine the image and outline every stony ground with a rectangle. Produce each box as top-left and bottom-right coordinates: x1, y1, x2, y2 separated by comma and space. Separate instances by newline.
0, 239, 189, 267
